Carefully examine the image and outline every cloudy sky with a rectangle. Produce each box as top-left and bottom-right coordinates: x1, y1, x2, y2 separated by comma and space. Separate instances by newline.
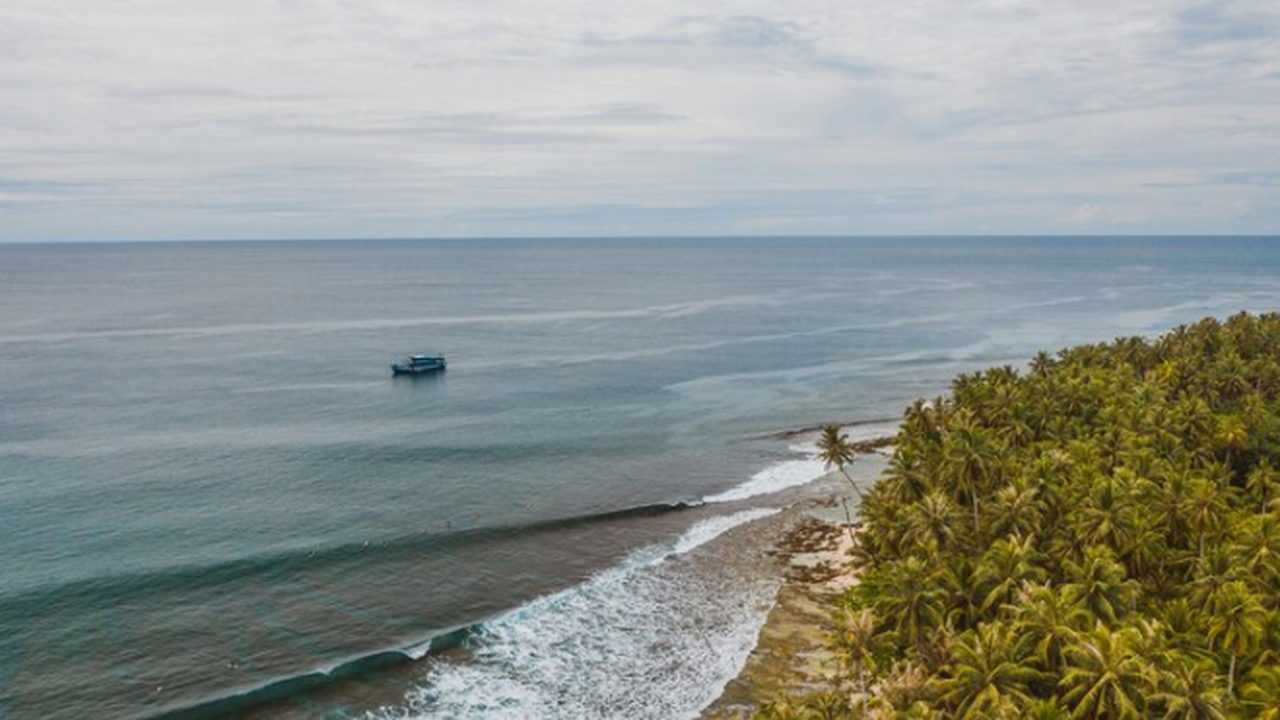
1, 0, 1277, 241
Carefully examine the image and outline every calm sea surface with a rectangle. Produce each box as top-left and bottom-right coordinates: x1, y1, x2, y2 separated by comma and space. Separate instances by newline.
1, 237, 1277, 718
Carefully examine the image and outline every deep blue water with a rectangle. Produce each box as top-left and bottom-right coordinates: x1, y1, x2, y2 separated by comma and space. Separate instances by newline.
1, 237, 1277, 718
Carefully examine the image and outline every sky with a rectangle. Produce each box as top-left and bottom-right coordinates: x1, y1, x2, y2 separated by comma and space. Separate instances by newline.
1, 0, 1278, 241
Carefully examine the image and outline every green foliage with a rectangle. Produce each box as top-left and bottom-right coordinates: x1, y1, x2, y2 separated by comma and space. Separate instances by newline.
773, 313, 1280, 718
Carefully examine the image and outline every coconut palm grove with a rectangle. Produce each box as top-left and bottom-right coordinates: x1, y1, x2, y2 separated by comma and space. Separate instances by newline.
763, 312, 1280, 719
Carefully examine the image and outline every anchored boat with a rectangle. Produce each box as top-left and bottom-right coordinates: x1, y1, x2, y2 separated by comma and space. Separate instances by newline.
391, 353, 447, 375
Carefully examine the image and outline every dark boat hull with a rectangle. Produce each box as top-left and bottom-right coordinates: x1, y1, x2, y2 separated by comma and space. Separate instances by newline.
391, 359, 446, 374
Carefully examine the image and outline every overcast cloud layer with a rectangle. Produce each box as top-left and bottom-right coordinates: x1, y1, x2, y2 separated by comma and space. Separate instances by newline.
1, 0, 1277, 240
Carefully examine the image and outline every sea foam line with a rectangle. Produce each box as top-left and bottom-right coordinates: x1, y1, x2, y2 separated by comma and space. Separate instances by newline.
702, 443, 829, 504
371, 508, 780, 720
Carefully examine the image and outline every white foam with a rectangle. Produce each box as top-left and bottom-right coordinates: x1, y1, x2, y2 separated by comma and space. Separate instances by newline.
370, 509, 780, 720
703, 446, 828, 504
670, 508, 780, 556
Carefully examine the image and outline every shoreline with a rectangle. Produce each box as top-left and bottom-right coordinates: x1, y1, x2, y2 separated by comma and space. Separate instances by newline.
702, 449, 886, 719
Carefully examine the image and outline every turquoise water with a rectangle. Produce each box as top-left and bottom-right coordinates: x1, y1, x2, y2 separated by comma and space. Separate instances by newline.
1, 237, 1277, 718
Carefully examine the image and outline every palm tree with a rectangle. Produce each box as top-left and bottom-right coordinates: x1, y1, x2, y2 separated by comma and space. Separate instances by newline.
1071, 477, 1134, 557
1120, 511, 1168, 590
837, 607, 877, 715
817, 424, 863, 501
943, 409, 1001, 535
1150, 658, 1227, 720
1151, 471, 1194, 555
1029, 350, 1055, 377
884, 451, 934, 505
988, 481, 1046, 540
905, 490, 959, 553
1247, 461, 1280, 514
754, 697, 803, 720
1022, 696, 1069, 720
976, 534, 1047, 617
1235, 513, 1280, 593
799, 689, 849, 720
1059, 624, 1154, 720
938, 623, 1042, 720
1212, 414, 1249, 474
1183, 478, 1227, 563
1205, 580, 1267, 696
1011, 583, 1090, 675
1240, 665, 1280, 720
877, 556, 946, 654
1190, 544, 1238, 614
1062, 546, 1138, 627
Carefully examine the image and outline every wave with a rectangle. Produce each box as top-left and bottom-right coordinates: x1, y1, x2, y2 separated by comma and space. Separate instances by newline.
145, 640, 459, 720
704, 445, 829, 504
372, 508, 782, 720
0, 500, 706, 618
144, 509, 780, 720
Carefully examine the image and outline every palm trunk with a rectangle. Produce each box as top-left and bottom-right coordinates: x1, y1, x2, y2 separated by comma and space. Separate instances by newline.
858, 668, 868, 716
969, 479, 981, 535
840, 497, 858, 546
1229, 653, 1237, 697
840, 469, 865, 502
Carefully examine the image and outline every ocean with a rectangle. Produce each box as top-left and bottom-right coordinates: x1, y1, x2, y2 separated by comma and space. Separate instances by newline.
1, 237, 1277, 719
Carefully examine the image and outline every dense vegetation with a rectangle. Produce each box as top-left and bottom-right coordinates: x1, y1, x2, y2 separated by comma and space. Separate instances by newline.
766, 312, 1280, 719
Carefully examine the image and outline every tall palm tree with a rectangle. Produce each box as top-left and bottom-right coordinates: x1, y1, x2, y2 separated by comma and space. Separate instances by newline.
816, 424, 863, 501
1011, 583, 1090, 676
988, 481, 1046, 540
1059, 624, 1154, 720
943, 409, 1001, 535
1235, 513, 1280, 594
1062, 546, 1138, 627
755, 697, 803, 720
1029, 350, 1055, 377
1183, 478, 1227, 563
905, 490, 959, 553
837, 607, 878, 715
1240, 665, 1280, 720
1190, 544, 1239, 613
1120, 511, 1168, 590
976, 534, 1047, 617
1150, 658, 1227, 720
877, 556, 947, 654
884, 451, 933, 505
1072, 477, 1135, 557
1247, 461, 1280, 514
938, 623, 1042, 720
1021, 696, 1069, 720
799, 689, 850, 720
1205, 580, 1268, 696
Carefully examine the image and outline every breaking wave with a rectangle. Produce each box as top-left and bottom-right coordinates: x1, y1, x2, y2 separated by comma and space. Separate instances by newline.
373, 508, 781, 720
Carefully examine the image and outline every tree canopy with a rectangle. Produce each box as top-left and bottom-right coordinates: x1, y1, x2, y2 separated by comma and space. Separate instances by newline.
759, 312, 1280, 719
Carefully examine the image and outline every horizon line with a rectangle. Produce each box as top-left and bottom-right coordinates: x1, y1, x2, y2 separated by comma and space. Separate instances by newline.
2, 233, 1278, 247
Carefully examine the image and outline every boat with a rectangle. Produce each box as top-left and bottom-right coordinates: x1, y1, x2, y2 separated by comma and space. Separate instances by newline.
391, 353, 447, 375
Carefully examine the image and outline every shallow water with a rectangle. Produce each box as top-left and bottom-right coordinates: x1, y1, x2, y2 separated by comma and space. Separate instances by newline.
1, 237, 1277, 718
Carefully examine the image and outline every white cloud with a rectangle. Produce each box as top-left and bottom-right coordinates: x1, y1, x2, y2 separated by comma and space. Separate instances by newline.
0, 0, 1277, 240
